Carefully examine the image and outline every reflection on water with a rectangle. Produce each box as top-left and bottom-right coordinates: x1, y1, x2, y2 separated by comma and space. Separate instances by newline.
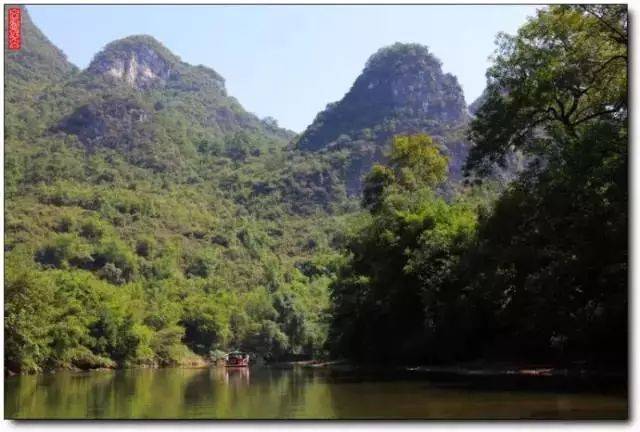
4, 366, 627, 419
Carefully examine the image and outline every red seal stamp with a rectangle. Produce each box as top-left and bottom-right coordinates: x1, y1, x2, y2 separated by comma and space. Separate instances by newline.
7, 7, 21, 50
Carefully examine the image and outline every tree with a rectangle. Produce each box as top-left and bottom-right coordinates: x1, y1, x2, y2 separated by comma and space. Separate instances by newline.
467, 5, 627, 174
330, 134, 477, 362
5, 258, 56, 372
461, 5, 628, 364
458, 120, 627, 363
362, 134, 448, 212
389, 134, 448, 189
362, 164, 394, 212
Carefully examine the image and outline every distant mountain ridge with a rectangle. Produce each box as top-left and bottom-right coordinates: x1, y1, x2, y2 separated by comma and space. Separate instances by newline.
6, 28, 295, 172
4, 9, 490, 202
5, 8, 294, 152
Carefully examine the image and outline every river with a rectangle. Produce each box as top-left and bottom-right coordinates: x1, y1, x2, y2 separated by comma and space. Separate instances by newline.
4, 366, 627, 419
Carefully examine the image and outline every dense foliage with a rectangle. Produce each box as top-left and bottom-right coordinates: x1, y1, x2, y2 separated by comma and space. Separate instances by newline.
461, 5, 628, 364
330, 135, 481, 362
4, 8, 348, 373
329, 5, 627, 367
5, 5, 627, 373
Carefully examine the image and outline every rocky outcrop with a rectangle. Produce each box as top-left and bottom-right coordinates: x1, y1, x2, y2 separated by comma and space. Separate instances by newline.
87, 35, 179, 90
57, 96, 152, 150
96, 45, 171, 89
87, 35, 226, 93
296, 43, 470, 194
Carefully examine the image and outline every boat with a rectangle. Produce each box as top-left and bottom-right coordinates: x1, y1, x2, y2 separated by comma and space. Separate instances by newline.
225, 351, 250, 367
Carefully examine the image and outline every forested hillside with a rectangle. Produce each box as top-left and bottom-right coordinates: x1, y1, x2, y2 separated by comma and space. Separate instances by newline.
5, 7, 351, 373
5, 5, 627, 374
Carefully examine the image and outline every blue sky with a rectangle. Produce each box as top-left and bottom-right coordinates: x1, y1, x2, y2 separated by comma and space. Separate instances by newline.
29, 5, 539, 132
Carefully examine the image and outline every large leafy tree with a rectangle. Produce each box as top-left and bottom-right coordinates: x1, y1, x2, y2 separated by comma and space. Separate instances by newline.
330, 134, 477, 362
362, 134, 448, 212
461, 5, 628, 364
467, 5, 627, 173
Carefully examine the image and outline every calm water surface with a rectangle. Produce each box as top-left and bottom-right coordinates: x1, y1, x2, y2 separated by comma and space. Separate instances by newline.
5, 366, 627, 419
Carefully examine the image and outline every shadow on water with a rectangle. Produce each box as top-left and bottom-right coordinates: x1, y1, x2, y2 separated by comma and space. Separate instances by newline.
5, 366, 628, 420
322, 367, 627, 420
319, 366, 627, 395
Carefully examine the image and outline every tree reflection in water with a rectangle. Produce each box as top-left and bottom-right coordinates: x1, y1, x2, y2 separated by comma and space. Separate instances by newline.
4, 367, 627, 419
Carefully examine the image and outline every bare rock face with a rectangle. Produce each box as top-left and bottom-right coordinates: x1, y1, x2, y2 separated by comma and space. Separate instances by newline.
102, 46, 171, 89
87, 35, 177, 90
86, 35, 230, 95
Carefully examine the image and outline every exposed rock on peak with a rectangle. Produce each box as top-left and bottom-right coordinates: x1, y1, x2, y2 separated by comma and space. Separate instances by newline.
87, 35, 227, 93
87, 35, 180, 90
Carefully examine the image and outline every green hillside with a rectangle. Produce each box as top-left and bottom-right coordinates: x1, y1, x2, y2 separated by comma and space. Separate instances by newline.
5, 7, 350, 372
5, 5, 627, 374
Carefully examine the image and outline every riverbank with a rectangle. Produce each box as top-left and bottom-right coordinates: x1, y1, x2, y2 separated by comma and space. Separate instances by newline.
271, 358, 623, 375
266, 360, 625, 397
404, 363, 627, 379
5, 353, 213, 376
6, 356, 627, 384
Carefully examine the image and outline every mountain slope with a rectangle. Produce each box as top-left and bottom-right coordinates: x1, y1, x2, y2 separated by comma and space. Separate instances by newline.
296, 43, 470, 194
46, 35, 295, 173
4, 6, 77, 91
4, 11, 496, 375
4, 6, 80, 141
4, 9, 339, 373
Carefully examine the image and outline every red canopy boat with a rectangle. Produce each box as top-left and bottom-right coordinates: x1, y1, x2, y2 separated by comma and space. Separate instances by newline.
225, 351, 250, 367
